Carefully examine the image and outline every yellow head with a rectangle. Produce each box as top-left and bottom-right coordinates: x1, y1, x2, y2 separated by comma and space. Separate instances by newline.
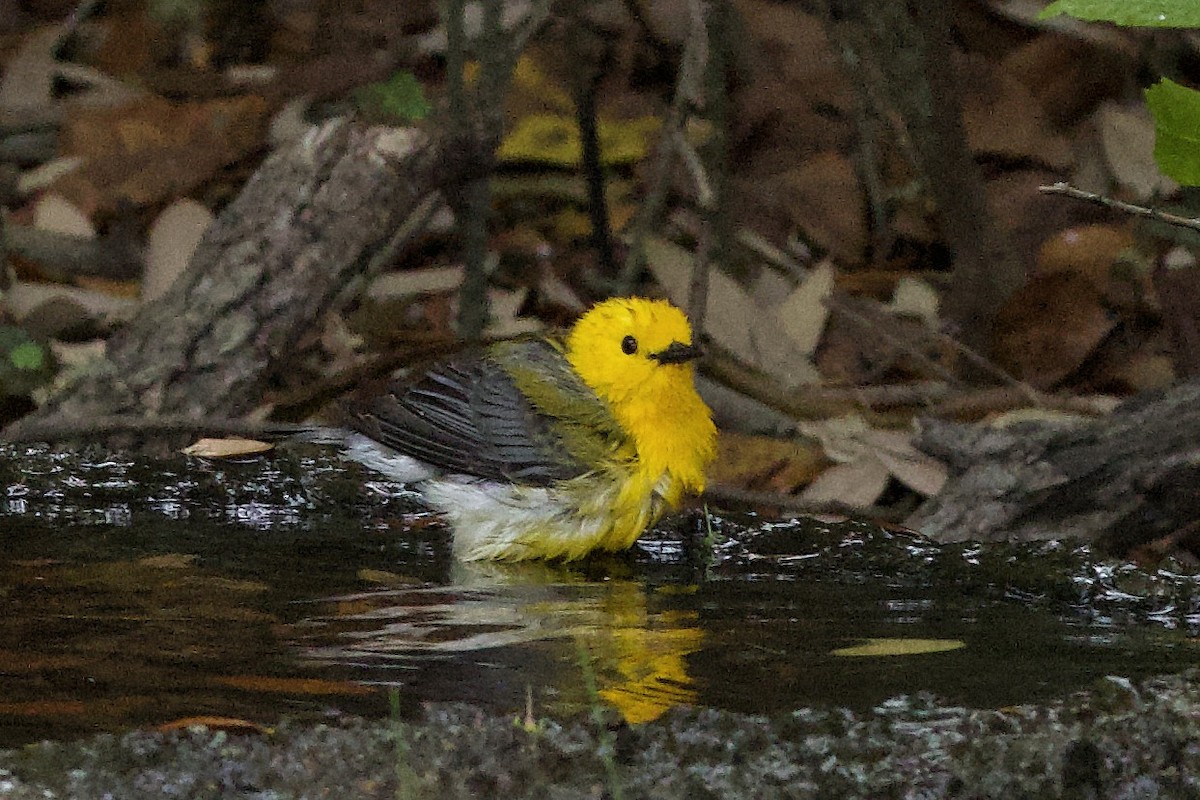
565, 297, 716, 494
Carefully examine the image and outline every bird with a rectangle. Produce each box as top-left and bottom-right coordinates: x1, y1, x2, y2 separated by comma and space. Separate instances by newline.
342, 296, 717, 562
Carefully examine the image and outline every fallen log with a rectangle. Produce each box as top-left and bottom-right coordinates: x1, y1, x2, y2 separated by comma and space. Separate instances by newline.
3, 119, 443, 444
909, 380, 1200, 555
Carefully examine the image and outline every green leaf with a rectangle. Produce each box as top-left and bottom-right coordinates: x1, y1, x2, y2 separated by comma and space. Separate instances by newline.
9, 341, 44, 372
1146, 79, 1200, 186
354, 72, 432, 123
1040, 0, 1200, 26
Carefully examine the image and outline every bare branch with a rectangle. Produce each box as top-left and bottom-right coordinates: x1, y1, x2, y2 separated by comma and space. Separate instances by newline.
1039, 182, 1200, 233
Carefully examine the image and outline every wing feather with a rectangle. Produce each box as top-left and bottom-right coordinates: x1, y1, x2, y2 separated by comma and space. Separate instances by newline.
348, 337, 626, 484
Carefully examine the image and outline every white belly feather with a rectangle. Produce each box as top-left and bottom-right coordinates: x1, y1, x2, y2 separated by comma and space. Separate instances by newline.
422, 473, 670, 561
337, 431, 672, 561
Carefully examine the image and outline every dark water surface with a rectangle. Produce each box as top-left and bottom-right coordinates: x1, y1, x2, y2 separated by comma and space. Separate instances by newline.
1, 443, 1199, 746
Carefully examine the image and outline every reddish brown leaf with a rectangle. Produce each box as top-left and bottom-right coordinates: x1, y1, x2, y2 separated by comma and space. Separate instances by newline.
992, 271, 1117, 389
156, 716, 271, 735
1002, 34, 1133, 129
1036, 224, 1135, 280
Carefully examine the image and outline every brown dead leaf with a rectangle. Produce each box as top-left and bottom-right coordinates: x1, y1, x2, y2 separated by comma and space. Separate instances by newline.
0, 699, 86, 717
357, 568, 423, 587
959, 54, 1072, 169
985, 168, 1103, 281
1036, 223, 1150, 315
736, 0, 847, 97
86, 11, 157, 79
992, 271, 1116, 389
834, 270, 914, 300
0, 696, 153, 721
707, 432, 827, 493
778, 152, 867, 266
156, 716, 272, 735
54, 95, 269, 215
1036, 224, 1134, 279
1094, 350, 1175, 393
731, 76, 853, 168
816, 295, 956, 384
74, 276, 141, 299
1154, 258, 1200, 378
181, 438, 274, 458
1002, 33, 1132, 129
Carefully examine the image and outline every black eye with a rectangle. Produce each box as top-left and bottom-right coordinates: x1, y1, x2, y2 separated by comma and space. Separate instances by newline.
621, 335, 638, 355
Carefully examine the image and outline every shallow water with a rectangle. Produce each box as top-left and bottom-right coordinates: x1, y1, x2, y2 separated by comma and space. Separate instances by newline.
1, 443, 1198, 745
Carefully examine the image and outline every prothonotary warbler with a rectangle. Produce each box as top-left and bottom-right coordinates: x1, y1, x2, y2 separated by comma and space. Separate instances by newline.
343, 296, 717, 561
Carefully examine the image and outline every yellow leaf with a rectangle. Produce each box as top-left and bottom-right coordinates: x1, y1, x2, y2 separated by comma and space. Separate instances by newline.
830, 638, 965, 658
181, 437, 273, 458
357, 568, 421, 587
497, 113, 661, 167
510, 55, 572, 113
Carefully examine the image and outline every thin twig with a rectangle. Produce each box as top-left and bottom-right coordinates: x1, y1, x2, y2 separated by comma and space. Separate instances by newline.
825, 294, 1046, 407
1039, 182, 1200, 233
671, 127, 714, 209
700, 341, 887, 423
928, 386, 1115, 420
931, 329, 1045, 407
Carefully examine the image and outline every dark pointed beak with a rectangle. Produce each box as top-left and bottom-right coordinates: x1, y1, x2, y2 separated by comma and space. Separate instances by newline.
649, 341, 703, 364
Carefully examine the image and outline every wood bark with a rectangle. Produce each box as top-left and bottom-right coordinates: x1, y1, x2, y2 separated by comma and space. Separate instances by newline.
3, 119, 442, 441
908, 380, 1200, 553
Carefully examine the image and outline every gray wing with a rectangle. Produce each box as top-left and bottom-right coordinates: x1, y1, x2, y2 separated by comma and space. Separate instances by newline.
348, 338, 624, 485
